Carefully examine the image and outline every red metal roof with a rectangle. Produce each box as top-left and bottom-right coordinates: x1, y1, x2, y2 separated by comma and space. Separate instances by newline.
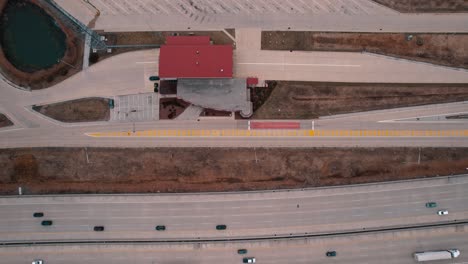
159, 44, 233, 78
247, 77, 258, 86
165, 36, 210, 45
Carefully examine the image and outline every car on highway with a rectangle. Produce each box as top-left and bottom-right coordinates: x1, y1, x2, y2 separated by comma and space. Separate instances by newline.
238, 249, 248, 254
326, 251, 337, 257
32, 260, 43, 264
93, 226, 105, 231
243, 257, 256, 263
437, 210, 449, 215
425, 202, 437, 208
155, 225, 166, 231
41, 220, 53, 226
149, 76, 160, 81
33, 212, 44, 218
216, 224, 227, 230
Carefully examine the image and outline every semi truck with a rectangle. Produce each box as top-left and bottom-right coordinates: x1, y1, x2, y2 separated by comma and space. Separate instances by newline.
413, 249, 460, 262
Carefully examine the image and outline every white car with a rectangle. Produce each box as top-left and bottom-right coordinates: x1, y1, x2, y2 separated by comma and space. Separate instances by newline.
32, 260, 43, 264
437, 210, 449, 215
243, 257, 256, 263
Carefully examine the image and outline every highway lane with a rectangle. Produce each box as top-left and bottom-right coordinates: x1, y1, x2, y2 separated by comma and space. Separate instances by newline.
1, 175, 467, 243
1, 223, 467, 264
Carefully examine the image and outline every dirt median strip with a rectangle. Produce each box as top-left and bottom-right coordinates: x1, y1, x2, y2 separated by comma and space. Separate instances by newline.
0, 147, 466, 195
372, 0, 468, 13
262, 32, 468, 69
0, 113, 13, 128
32, 97, 110, 123
252, 81, 468, 119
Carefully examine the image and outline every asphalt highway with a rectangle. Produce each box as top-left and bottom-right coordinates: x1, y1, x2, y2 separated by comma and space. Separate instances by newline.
1, 223, 467, 264
1, 175, 467, 243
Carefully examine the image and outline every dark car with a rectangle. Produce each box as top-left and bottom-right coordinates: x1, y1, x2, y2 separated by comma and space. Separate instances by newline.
41, 220, 53, 226
93, 226, 105, 232
238, 249, 248, 254
155, 225, 166, 231
108, 99, 114, 109
425, 202, 437, 208
326, 251, 337, 257
216, 224, 227, 230
33, 212, 44, 218
154, 83, 159, 93
149, 76, 160, 81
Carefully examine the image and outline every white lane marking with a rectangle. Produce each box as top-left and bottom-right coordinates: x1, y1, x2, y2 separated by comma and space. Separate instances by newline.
379, 111, 468, 123
237, 62, 361, 67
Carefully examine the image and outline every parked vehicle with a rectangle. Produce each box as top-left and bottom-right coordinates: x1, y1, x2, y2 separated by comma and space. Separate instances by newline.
243, 257, 256, 263
237, 249, 248, 254
326, 251, 337, 257
414, 249, 460, 262
93, 226, 105, 231
149, 76, 160, 81
33, 212, 44, 218
437, 210, 449, 215
155, 225, 166, 231
41, 220, 53, 226
108, 99, 114, 109
425, 202, 437, 208
32, 260, 43, 264
154, 83, 159, 93
216, 224, 227, 230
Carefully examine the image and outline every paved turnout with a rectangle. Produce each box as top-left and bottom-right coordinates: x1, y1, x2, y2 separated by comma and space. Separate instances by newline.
1, 175, 467, 243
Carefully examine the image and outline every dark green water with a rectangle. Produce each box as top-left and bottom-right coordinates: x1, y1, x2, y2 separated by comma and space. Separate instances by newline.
0, 0, 66, 73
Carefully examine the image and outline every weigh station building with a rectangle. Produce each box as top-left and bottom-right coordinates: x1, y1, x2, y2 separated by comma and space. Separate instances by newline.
159, 36, 253, 117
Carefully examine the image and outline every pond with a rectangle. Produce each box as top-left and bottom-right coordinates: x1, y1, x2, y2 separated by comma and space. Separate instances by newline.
0, 0, 66, 73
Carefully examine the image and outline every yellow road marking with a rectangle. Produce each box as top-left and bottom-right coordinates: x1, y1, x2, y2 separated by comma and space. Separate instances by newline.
85, 130, 468, 138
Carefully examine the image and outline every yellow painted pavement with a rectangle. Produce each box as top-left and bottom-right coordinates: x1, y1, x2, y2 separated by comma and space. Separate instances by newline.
86, 129, 468, 138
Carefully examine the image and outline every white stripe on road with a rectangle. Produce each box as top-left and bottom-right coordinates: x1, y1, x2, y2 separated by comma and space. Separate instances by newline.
237, 62, 361, 67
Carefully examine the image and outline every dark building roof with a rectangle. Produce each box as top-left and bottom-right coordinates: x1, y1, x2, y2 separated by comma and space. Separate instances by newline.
159, 36, 233, 78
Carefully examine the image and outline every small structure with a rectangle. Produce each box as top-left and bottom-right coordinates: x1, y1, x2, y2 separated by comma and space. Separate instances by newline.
158, 36, 252, 117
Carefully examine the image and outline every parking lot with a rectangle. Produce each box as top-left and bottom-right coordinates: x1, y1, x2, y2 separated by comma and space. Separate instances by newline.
87, 0, 394, 16
110, 93, 159, 122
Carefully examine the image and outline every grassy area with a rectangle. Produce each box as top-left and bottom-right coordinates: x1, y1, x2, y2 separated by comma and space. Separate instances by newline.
0, 113, 13, 127
262, 32, 468, 69
372, 0, 468, 12
0, 147, 466, 195
33, 97, 110, 122
252, 82, 468, 119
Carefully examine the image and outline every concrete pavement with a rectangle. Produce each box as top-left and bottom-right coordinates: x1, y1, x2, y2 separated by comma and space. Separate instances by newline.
55, 0, 468, 33
1, 174, 467, 243
0, 221, 467, 264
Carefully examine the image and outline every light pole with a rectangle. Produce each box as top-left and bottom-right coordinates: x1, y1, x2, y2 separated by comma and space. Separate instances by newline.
57, 58, 76, 69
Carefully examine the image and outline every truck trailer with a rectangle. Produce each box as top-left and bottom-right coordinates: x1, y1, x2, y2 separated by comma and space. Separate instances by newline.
413, 249, 460, 262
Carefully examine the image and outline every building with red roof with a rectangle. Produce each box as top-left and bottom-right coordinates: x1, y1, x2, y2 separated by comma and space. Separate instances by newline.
159, 36, 233, 78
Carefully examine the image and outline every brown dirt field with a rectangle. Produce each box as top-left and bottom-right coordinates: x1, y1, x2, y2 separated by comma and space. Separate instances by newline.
0, 0, 83, 90
32, 97, 110, 123
253, 81, 468, 119
0, 113, 13, 127
262, 32, 468, 69
90, 31, 234, 66
159, 98, 190, 119
0, 147, 466, 195
372, 0, 468, 12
